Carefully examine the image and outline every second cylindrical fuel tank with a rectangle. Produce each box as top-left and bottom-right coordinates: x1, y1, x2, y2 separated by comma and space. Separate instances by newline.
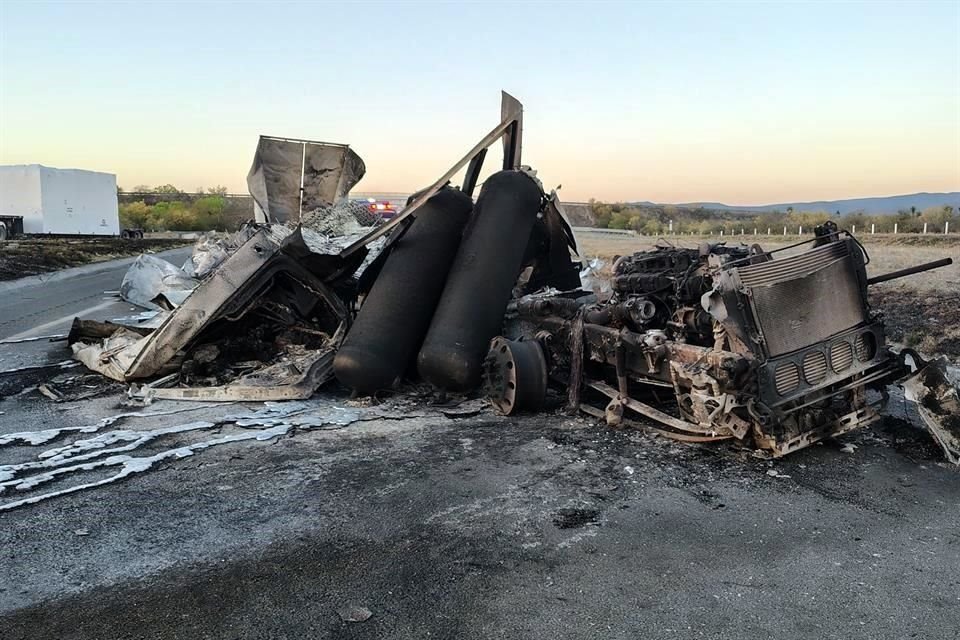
417, 170, 543, 391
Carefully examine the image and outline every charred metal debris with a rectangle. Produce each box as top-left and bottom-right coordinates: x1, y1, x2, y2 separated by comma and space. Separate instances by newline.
63, 92, 957, 461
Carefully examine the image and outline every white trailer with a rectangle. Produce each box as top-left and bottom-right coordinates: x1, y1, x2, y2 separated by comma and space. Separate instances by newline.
0, 164, 121, 239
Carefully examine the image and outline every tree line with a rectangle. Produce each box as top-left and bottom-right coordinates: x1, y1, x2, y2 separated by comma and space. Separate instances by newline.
117, 184, 231, 231
589, 200, 958, 235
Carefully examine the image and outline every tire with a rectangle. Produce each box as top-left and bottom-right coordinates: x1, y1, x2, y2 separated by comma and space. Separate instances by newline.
0, 221, 7, 241
121, 229, 131, 239
136, 230, 144, 239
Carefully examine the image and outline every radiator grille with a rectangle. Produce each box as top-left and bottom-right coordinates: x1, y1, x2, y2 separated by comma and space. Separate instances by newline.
854, 332, 875, 361
830, 341, 854, 372
802, 351, 828, 384
774, 362, 800, 395
736, 242, 849, 287
736, 241, 866, 356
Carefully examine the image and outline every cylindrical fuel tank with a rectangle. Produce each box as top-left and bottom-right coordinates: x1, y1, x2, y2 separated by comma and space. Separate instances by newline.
334, 187, 473, 394
418, 170, 543, 391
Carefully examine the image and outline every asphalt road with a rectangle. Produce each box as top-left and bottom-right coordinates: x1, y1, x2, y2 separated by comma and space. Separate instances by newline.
0, 395, 957, 640
0, 251, 958, 639
0, 247, 192, 375
0, 247, 192, 342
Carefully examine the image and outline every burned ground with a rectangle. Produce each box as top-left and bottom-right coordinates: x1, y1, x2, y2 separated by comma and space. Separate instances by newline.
870, 287, 960, 359
0, 238, 190, 281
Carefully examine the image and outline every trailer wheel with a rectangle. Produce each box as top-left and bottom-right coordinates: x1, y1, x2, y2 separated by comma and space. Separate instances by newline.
136, 230, 144, 239
121, 229, 131, 239
0, 221, 7, 241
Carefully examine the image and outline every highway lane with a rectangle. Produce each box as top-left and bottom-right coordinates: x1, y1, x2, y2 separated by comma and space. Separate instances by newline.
0, 247, 192, 341
0, 247, 192, 373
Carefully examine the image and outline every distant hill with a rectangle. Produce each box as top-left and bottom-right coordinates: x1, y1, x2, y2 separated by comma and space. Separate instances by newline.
639, 192, 960, 216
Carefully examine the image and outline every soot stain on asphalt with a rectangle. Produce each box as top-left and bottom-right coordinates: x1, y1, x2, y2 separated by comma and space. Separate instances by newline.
552, 507, 600, 529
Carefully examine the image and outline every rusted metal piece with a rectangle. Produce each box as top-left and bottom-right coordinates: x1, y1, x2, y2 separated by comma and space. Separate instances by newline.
587, 381, 716, 434
902, 358, 960, 464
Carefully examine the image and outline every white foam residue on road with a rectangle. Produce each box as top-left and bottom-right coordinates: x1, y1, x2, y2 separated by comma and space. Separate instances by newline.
0, 403, 220, 447
0, 398, 400, 512
0, 423, 294, 512
0, 421, 217, 484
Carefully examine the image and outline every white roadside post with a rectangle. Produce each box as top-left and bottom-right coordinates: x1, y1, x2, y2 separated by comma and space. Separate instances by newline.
799, 225, 803, 235
946, 221, 950, 234
783, 226, 787, 236
852, 224, 856, 234
871, 223, 875, 234
923, 222, 928, 234
894, 222, 898, 234
767, 227, 771, 235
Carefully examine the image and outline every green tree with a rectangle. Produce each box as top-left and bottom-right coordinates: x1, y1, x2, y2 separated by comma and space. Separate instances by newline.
608, 211, 633, 230
118, 201, 150, 230
641, 219, 662, 235
193, 196, 226, 230
153, 184, 181, 194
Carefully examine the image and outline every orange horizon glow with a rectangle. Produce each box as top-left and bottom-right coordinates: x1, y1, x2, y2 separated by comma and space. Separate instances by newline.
1, 2, 957, 206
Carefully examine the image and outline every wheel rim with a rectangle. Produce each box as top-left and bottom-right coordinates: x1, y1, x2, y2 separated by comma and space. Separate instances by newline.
482, 337, 548, 415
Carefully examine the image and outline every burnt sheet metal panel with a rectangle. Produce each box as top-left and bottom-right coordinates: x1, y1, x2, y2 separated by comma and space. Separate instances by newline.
246, 138, 303, 224
334, 188, 472, 394
418, 170, 542, 391
301, 144, 365, 213
246, 137, 366, 224
735, 241, 866, 356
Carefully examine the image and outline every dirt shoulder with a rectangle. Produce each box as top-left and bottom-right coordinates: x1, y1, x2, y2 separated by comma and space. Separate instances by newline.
870, 287, 960, 360
0, 238, 191, 281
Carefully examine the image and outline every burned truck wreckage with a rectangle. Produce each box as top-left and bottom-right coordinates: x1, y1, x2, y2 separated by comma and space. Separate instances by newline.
66, 92, 958, 462
488, 229, 956, 459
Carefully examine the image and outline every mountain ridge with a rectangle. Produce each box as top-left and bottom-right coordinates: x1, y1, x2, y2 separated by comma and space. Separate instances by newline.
629, 191, 959, 215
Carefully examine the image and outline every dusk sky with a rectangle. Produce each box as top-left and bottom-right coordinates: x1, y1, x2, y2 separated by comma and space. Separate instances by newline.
1, 1, 958, 204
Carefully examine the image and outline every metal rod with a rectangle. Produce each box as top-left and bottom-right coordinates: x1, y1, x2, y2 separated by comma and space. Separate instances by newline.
866, 258, 953, 285
339, 94, 522, 259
